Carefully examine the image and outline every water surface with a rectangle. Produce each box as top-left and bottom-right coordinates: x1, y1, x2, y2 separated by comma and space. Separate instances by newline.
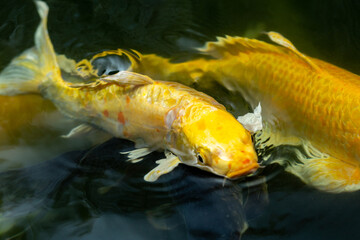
0, 0, 360, 239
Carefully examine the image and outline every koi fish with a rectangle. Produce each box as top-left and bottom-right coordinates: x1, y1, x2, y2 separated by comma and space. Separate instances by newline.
89, 33, 360, 192
0, 1, 259, 181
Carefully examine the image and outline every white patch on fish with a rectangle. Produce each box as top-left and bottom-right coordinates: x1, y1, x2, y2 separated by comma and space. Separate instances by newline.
237, 103, 263, 133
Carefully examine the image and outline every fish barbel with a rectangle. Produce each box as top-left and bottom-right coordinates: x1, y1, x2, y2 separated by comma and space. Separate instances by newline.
0, 1, 259, 181
96, 33, 360, 192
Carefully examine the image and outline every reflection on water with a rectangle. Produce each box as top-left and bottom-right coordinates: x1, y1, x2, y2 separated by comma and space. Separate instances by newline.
1, 0, 360, 239
0, 138, 260, 239
2, 139, 360, 239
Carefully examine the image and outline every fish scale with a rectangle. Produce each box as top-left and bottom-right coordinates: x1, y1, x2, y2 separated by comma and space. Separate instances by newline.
222, 48, 360, 162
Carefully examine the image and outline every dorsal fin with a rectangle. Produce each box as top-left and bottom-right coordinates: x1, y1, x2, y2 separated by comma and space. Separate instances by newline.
266, 31, 322, 72
199, 32, 322, 73
100, 71, 154, 85
198, 35, 286, 59
67, 71, 154, 89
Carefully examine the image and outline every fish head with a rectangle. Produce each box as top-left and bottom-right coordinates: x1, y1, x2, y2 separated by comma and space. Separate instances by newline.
182, 109, 259, 178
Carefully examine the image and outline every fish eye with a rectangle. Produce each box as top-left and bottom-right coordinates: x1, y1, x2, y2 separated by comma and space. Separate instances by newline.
197, 154, 205, 164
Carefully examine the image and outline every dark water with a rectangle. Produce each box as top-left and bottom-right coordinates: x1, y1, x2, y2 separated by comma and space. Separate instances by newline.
1, 0, 360, 239
0, 138, 255, 239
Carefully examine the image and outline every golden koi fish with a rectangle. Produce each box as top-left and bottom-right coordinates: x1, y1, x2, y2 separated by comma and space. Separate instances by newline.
90, 33, 360, 192
0, 2, 259, 181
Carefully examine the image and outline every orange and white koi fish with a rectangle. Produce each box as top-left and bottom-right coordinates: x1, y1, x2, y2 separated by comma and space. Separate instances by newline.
0, 2, 259, 181
93, 33, 360, 192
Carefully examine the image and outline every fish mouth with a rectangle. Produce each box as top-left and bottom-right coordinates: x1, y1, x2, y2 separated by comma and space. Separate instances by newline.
226, 162, 259, 178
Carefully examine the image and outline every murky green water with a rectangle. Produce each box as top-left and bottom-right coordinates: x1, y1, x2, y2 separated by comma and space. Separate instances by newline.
0, 0, 360, 239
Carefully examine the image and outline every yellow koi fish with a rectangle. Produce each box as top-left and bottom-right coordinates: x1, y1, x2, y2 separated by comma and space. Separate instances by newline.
0, 2, 259, 181
93, 33, 360, 192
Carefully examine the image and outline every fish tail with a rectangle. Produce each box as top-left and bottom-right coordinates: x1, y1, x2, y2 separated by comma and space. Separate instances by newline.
0, 1, 60, 96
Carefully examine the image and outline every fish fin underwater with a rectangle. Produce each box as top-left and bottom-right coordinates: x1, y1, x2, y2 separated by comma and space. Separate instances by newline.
62, 123, 98, 138
144, 152, 181, 182
197, 34, 286, 60
100, 71, 154, 86
121, 148, 153, 163
64, 71, 154, 89
198, 31, 322, 73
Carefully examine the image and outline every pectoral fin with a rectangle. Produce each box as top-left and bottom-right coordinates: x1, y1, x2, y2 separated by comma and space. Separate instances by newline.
62, 124, 96, 138
286, 153, 360, 193
121, 147, 153, 163
61, 123, 111, 144
144, 152, 181, 182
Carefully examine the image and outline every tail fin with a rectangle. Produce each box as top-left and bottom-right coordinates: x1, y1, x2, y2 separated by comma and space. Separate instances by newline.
0, 1, 60, 95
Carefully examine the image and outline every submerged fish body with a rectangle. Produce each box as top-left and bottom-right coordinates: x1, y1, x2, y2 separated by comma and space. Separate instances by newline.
107, 33, 360, 192
0, 2, 258, 181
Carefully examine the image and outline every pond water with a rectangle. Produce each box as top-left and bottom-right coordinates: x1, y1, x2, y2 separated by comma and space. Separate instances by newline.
0, 0, 360, 239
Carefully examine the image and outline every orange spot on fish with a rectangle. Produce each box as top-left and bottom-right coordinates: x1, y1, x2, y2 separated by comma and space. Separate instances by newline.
126, 96, 131, 104
103, 110, 109, 117
156, 128, 160, 133
228, 162, 232, 169
118, 112, 125, 124
243, 159, 250, 164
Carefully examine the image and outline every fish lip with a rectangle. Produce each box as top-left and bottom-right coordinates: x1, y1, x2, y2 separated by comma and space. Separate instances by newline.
226, 162, 259, 178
